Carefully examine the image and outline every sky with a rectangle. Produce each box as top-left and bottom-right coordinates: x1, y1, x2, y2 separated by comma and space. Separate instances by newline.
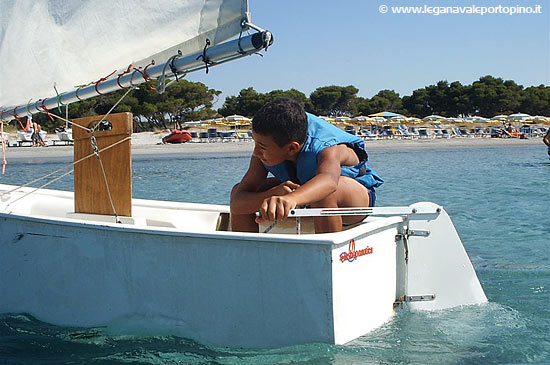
187, 0, 550, 109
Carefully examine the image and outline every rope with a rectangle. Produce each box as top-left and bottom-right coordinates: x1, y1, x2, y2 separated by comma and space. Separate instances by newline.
2, 136, 132, 209
117, 64, 133, 89
3, 87, 133, 223
262, 220, 277, 233
156, 54, 182, 94
133, 61, 156, 91
53, 83, 66, 113
1, 122, 7, 174
89, 133, 121, 223
85, 87, 135, 222
261, 204, 306, 234
41, 111, 92, 133
75, 86, 85, 102
5, 169, 74, 210
94, 70, 117, 95
90, 87, 135, 133
196, 39, 211, 74
40, 99, 55, 121
1, 109, 25, 131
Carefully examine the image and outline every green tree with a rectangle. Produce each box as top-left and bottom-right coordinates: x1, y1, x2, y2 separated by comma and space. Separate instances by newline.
309, 85, 359, 116
162, 80, 220, 126
446, 81, 471, 117
520, 85, 550, 116
218, 87, 266, 117
469, 75, 523, 117
364, 90, 403, 115
402, 89, 431, 117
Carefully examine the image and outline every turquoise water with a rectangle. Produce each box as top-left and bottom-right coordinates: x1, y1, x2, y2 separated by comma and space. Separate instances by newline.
1, 145, 549, 364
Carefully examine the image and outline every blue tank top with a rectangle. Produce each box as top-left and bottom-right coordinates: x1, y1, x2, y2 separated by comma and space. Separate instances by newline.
263, 113, 383, 189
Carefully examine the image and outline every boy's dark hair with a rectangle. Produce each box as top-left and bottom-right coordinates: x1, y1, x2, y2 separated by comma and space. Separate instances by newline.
252, 98, 308, 146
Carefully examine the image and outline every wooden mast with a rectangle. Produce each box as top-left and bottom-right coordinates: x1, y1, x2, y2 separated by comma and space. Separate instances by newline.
72, 112, 132, 217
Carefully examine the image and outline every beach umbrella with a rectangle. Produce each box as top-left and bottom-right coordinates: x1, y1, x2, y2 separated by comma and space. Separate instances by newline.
223, 114, 250, 128
352, 116, 373, 125
507, 113, 531, 120
319, 116, 335, 124
224, 114, 251, 122
407, 117, 422, 124
183, 121, 203, 126
388, 116, 408, 124
464, 116, 486, 123
422, 115, 445, 121
334, 116, 352, 122
368, 111, 403, 118
529, 116, 549, 122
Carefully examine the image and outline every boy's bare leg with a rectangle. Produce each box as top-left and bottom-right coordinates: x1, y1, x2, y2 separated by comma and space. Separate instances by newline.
311, 176, 370, 233
230, 178, 281, 232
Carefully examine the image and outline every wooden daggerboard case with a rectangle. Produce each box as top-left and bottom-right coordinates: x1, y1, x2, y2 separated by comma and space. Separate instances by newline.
73, 112, 132, 216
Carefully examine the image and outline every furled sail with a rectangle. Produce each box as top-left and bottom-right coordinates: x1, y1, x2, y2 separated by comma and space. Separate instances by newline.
0, 0, 269, 119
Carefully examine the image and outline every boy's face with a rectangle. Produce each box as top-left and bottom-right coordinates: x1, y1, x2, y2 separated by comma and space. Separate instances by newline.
252, 131, 299, 166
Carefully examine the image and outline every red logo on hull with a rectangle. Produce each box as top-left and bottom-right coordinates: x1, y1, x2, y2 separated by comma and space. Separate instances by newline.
339, 239, 373, 263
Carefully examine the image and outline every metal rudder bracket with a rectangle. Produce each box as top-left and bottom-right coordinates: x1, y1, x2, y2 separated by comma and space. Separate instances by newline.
394, 294, 436, 308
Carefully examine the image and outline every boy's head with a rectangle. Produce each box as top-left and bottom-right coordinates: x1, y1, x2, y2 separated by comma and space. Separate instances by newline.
252, 98, 308, 147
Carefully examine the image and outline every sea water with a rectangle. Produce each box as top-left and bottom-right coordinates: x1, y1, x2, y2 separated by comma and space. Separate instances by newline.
1, 145, 549, 364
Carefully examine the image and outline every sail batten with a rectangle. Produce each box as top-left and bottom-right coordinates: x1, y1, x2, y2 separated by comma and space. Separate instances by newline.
0, 0, 259, 115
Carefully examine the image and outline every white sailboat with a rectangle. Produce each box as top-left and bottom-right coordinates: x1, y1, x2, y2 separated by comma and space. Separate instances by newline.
0, 0, 487, 348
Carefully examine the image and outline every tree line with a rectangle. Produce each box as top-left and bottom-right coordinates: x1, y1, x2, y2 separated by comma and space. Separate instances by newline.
32, 75, 549, 131
220, 76, 550, 119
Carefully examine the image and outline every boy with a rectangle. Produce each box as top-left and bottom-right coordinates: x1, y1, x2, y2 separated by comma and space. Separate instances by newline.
230, 98, 383, 233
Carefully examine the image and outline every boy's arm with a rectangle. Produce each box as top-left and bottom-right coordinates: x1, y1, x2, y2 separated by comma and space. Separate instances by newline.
258, 146, 341, 222
230, 156, 299, 215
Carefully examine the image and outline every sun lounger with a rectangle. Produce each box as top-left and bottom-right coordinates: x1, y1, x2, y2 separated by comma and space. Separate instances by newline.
419, 129, 431, 139
361, 129, 378, 140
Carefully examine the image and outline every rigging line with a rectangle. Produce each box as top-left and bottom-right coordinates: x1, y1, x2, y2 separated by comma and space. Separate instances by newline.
196, 38, 212, 74
40, 110, 91, 133
117, 64, 133, 89
132, 61, 156, 91
0, 136, 131, 198
1, 121, 7, 175
4, 169, 74, 210
262, 220, 277, 233
39, 99, 55, 121
91, 86, 135, 133
53, 83, 66, 113
92, 135, 121, 223
156, 53, 182, 94
1, 109, 25, 131
94, 70, 118, 95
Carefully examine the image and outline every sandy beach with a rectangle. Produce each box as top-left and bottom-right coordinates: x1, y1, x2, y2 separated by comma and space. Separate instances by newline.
1, 131, 546, 161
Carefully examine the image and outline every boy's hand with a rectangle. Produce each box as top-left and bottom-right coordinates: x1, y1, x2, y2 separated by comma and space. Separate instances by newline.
256, 195, 298, 223
268, 180, 300, 196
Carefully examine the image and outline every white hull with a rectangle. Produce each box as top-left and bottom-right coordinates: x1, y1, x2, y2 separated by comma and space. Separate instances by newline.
0, 183, 487, 348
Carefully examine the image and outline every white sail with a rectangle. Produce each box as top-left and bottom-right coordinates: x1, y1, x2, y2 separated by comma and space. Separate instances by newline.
0, 0, 248, 109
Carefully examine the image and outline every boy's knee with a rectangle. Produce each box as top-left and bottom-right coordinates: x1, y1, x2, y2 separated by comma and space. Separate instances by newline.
310, 190, 338, 208
229, 183, 241, 207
